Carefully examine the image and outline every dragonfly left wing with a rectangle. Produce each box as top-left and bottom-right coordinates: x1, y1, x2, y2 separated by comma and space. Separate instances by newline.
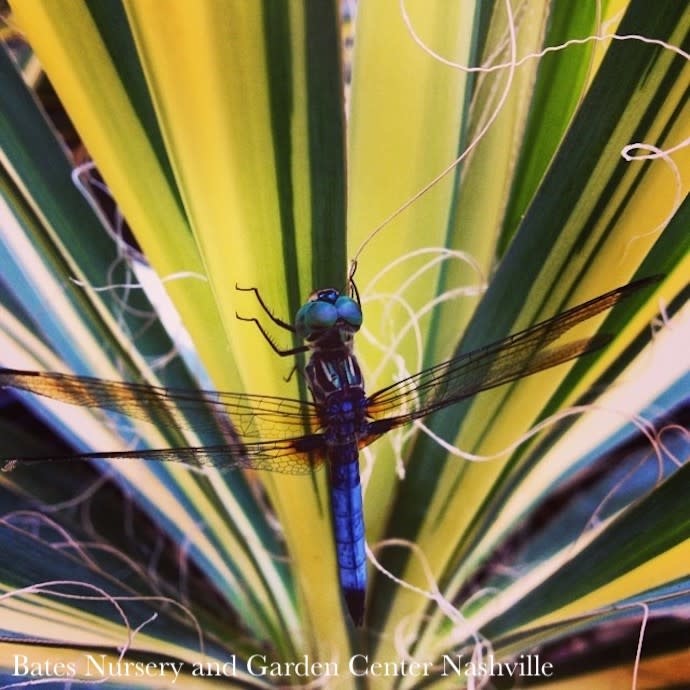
0, 368, 327, 474
2, 434, 327, 475
0, 368, 320, 443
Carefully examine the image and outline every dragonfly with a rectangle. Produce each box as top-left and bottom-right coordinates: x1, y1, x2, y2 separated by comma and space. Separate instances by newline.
0, 275, 659, 626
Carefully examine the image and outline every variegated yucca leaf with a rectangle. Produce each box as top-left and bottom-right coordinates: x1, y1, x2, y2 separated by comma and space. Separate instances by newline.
0, 1, 688, 688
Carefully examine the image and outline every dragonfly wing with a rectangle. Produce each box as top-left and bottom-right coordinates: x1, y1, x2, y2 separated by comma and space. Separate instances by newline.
0, 368, 320, 442
2, 434, 328, 475
365, 278, 658, 426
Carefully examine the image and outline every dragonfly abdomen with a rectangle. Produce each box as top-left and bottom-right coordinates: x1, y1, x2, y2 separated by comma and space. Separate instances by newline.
306, 352, 369, 625
328, 445, 366, 627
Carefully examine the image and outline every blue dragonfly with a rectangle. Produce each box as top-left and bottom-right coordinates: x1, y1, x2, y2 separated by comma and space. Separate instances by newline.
0, 275, 659, 626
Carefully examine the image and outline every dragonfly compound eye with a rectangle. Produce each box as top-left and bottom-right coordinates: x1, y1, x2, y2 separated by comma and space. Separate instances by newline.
295, 293, 363, 341
335, 296, 363, 329
295, 300, 338, 339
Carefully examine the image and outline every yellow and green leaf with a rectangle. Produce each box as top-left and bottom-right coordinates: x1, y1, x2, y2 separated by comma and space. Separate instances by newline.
1, 0, 688, 687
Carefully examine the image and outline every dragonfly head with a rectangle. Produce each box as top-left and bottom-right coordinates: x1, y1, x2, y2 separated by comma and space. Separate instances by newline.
295, 288, 363, 348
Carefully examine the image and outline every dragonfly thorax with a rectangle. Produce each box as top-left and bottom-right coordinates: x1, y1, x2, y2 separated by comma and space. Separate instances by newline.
295, 288, 362, 352
305, 354, 368, 444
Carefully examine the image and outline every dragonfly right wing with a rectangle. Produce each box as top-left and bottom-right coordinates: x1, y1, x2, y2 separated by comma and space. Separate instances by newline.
364, 277, 659, 432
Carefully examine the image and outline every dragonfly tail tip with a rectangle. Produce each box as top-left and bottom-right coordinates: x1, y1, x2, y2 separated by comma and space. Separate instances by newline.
344, 588, 365, 627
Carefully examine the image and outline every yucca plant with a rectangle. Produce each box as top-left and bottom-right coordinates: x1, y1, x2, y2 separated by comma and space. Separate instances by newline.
1, 1, 688, 688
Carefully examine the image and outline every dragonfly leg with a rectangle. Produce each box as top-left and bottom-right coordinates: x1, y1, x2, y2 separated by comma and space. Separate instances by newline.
235, 285, 309, 357
283, 364, 307, 383
235, 284, 295, 332
235, 314, 308, 357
